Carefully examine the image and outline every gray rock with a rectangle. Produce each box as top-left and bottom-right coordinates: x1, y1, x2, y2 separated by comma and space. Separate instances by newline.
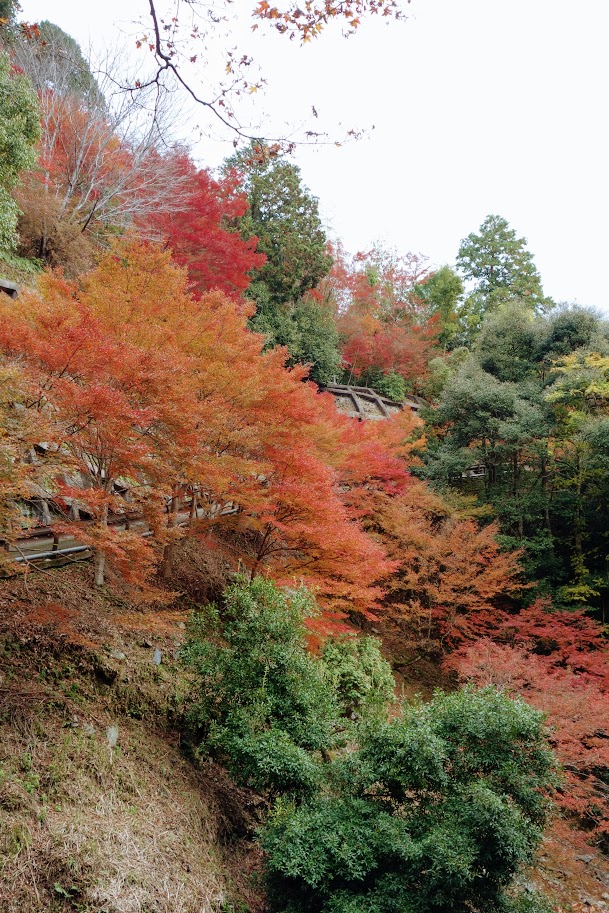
106, 725, 119, 748
81, 722, 95, 737
153, 648, 162, 666
109, 649, 126, 661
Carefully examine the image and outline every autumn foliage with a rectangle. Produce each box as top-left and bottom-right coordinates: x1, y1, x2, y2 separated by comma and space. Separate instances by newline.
0, 241, 411, 611
16, 88, 188, 274
4, 12, 608, 909
437, 600, 607, 857
369, 479, 523, 648
325, 244, 440, 391
145, 154, 265, 300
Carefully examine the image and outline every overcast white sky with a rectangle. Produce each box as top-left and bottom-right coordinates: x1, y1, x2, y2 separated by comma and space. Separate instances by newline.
19, 0, 609, 310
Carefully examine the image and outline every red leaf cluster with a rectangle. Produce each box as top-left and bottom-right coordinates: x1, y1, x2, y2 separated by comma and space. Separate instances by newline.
322, 244, 440, 390
144, 154, 265, 300
453, 603, 609, 847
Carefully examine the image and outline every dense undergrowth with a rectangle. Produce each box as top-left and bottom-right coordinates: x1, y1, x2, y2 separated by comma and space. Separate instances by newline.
182, 578, 557, 913
2, 545, 609, 911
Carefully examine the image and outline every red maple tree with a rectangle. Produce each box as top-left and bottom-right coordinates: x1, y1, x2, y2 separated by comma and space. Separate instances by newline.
321, 244, 440, 391
456, 632, 609, 849
145, 153, 265, 300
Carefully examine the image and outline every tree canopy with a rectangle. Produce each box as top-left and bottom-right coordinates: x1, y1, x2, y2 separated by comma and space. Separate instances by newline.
263, 685, 555, 913
227, 143, 333, 309
0, 50, 40, 251
456, 214, 551, 342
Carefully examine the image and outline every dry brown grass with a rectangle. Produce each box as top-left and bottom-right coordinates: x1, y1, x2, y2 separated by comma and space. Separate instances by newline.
0, 558, 262, 913
0, 710, 233, 912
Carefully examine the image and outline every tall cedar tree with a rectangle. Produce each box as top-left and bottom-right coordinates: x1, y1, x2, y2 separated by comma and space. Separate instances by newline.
222, 144, 341, 382
225, 143, 332, 308
455, 214, 551, 341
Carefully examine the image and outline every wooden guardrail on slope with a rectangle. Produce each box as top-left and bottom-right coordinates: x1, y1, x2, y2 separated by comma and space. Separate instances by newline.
321, 383, 425, 420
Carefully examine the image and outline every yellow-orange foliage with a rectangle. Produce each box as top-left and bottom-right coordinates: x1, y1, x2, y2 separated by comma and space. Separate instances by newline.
372, 479, 523, 648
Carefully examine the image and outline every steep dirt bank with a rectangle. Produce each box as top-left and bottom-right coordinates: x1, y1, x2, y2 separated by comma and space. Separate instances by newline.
0, 554, 263, 913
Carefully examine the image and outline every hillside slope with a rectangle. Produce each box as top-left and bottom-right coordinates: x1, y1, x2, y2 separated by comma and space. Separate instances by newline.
2, 551, 609, 912
0, 552, 263, 913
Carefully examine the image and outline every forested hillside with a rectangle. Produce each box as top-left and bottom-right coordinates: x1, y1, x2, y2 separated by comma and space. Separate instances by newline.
1, 4, 609, 912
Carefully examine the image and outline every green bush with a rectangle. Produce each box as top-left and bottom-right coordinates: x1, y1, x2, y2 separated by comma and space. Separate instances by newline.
0, 51, 40, 251
351, 368, 408, 402
182, 577, 341, 796
183, 579, 556, 910
320, 635, 395, 721
262, 686, 556, 913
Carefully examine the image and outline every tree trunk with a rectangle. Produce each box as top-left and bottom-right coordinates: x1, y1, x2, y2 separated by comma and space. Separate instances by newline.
574, 455, 583, 561
513, 452, 524, 538
94, 501, 109, 586
540, 454, 552, 534
189, 490, 198, 526
161, 487, 181, 579
94, 550, 106, 587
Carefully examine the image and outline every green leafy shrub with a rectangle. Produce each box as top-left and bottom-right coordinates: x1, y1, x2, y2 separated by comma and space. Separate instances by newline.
182, 577, 341, 796
320, 635, 395, 721
353, 368, 408, 402
262, 686, 556, 913
0, 51, 40, 251
374, 371, 407, 403
183, 578, 555, 910
500, 893, 557, 913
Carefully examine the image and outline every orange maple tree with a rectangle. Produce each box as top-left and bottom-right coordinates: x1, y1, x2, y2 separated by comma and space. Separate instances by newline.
370, 479, 524, 649
0, 272, 187, 588
83, 242, 419, 611
0, 359, 47, 565
0, 240, 414, 609
241, 383, 412, 616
